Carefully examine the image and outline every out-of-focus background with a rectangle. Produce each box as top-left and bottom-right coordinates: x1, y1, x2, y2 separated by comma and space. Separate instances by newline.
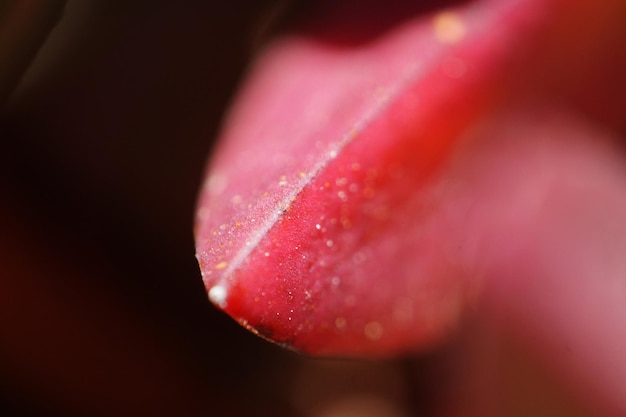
0, 1, 592, 416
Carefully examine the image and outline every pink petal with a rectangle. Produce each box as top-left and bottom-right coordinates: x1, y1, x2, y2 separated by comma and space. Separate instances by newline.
195, 0, 626, 359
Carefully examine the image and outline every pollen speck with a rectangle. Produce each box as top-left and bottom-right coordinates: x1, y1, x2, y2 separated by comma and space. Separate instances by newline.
215, 261, 228, 270
336, 177, 348, 186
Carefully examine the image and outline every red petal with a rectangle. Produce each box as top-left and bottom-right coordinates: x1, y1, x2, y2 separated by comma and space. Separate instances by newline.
195, 0, 626, 356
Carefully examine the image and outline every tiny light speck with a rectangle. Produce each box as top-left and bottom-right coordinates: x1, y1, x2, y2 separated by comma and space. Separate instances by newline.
364, 321, 384, 341
215, 261, 228, 270
335, 317, 347, 329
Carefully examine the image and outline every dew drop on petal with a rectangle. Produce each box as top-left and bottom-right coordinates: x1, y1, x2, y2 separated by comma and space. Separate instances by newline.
208, 285, 228, 308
